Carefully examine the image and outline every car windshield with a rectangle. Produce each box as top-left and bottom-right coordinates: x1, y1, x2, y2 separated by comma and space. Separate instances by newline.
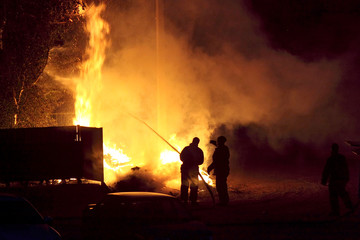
0, 199, 44, 224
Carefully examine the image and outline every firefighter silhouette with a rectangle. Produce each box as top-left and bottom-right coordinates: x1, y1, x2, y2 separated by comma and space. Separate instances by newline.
321, 143, 354, 216
208, 136, 230, 206
180, 137, 204, 205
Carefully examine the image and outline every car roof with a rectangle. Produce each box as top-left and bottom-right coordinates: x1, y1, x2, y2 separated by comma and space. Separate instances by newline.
107, 192, 176, 199
0, 193, 25, 201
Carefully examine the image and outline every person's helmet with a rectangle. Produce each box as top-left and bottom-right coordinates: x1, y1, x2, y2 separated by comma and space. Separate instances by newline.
217, 136, 226, 145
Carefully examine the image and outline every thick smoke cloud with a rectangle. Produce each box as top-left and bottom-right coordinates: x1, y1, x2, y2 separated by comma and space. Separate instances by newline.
46, 0, 360, 185
97, 0, 360, 181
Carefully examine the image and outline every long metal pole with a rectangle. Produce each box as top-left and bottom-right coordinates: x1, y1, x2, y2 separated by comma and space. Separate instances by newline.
128, 112, 216, 205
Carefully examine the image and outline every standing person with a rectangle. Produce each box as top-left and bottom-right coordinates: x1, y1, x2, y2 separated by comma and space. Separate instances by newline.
207, 136, 230, 206
321, 143, 354, 216
180, 137, 204, 205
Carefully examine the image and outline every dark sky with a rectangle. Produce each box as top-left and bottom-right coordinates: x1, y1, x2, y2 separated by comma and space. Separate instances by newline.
246, 1, 360, 128
246, 0, 360, 60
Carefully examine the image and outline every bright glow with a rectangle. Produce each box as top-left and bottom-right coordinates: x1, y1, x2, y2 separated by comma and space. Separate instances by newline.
78, 3, 85, 15
70, 2, 214, 188
160, 150, 181, 164
73, 3, 109, 127
199, 169, 214, 186
103, 143, 132, 171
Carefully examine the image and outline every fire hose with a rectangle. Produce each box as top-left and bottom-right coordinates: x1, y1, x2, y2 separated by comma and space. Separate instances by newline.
128, 113, 216, 205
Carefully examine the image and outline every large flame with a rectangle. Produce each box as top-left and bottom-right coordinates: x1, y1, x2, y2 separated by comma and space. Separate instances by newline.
73, 3, 109, 127
73, 3, 214, 189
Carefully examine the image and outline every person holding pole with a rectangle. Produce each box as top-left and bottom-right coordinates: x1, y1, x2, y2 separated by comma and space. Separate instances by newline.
180, 137, 204, 205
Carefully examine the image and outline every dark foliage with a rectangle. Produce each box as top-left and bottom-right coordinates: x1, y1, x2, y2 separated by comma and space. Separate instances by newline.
0, 0, 84, 128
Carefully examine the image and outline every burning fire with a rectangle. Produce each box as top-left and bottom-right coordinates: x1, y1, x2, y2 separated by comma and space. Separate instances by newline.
72, 2, 214, 189
73, 3, 109, 127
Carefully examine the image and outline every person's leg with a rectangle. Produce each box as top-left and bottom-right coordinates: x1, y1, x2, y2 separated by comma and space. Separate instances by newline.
180, 171, 189, 203
190, 186, 198, 205
329, 184, 340, 215
222, 176, 229, 204
339, 183, 353, 211
216, 175, 229, 205
189, 170, 199, 204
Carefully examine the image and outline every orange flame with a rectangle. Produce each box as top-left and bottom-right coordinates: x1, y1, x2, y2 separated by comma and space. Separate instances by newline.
73, 3, 109, 127
73, 3, 214, 188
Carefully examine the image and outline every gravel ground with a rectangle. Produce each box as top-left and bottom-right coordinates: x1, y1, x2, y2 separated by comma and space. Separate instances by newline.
2, 176, 360, 240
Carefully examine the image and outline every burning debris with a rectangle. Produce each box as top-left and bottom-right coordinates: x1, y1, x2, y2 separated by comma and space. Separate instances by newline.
131, 166, 141, 171
111, 167, 163, 192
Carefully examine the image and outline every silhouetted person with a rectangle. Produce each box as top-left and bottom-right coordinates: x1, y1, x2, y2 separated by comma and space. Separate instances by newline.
321, 143, 353, 216
207, 136, 230, 206
180, 137, 204, 205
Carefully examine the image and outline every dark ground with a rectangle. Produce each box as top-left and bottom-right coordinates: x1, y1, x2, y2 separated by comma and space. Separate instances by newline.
2, 177, 360, 240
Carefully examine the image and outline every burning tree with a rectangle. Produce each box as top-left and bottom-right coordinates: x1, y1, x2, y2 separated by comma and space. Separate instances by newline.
0, 0, 85, 128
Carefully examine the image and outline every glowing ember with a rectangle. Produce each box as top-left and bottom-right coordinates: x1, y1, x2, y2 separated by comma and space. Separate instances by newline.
78, 2, 86, 15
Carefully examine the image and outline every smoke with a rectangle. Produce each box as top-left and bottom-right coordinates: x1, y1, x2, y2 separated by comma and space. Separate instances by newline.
45, 0, 360, 185
99, 0, 356, 178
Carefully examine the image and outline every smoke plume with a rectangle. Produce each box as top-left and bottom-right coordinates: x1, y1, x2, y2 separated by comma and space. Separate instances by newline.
47, 0, 360, 185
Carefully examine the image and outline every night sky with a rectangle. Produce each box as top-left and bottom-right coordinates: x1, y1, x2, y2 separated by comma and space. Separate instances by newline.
250, 0, 360, 179
248, 0, 360, 132
248, 0, 360, 119
248, 0, 360, 59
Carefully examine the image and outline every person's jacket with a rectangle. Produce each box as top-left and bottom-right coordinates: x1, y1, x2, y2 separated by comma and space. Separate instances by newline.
208, 145, 230, 176
321, 153, 349, 185
180, 143, 204, 171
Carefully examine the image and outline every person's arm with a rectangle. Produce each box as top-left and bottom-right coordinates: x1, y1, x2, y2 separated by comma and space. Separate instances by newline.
207, 162, 214, 174
207, 149, 217, 174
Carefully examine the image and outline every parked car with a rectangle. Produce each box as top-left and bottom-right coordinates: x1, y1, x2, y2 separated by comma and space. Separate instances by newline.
0, 193, 61, 240
82, 192, 213, 240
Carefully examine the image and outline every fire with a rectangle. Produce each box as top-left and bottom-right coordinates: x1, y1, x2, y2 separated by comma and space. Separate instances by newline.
103, 143, 133, 183
199, 170, 214, 186
73, 2, 109, 127
160, 150, 181, 164
72, 2, 214, 189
